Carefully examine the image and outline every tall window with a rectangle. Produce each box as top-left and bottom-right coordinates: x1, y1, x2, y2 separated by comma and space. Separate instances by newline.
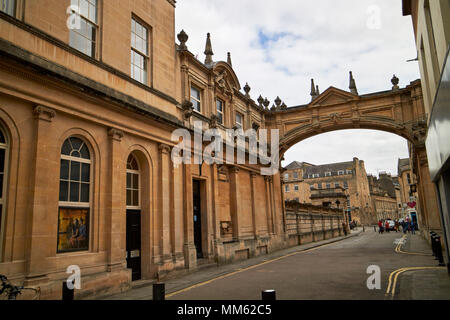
294, 185, 299, 191
216, 99, 224, 124
0, 0, 15, 16
293, 172, 298, 179
131, 17, 149, 84
344, 181, 348, 189
0, 127, 8, 253
285, 185, 289, 193
284, 173, 289, 181
69, 0, 98, 57
235, 112, 243, 128
58, 137, 91, 253
126, 154, 140, 208
190, 86, 201, 112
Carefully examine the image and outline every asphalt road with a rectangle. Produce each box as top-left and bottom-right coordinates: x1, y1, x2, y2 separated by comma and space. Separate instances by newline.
167, 230, 437, 300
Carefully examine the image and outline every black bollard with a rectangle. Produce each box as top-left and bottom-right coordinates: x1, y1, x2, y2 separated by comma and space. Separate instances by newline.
435, 236, 445, 266
153, 283, 165, 300
261, 289, 276, 300
430, 232, 436, 256
62, 280, 74, 301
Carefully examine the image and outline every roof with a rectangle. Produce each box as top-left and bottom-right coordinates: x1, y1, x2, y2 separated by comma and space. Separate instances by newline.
303, 161, 354, 177
284, 161, 310, 170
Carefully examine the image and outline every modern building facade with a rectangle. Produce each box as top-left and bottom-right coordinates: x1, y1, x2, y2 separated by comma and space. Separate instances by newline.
403, 0, 450, 270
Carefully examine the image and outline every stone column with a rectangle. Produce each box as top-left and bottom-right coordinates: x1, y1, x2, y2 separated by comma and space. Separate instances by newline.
250, 172, 258, 238
158, 144, 172, 267
171, 157, 184, 265
183, 163, 197, 269
106, 128, 126, 273
229, 166, 242, 239
24, 106, 57, 285
264, 176, 273, 235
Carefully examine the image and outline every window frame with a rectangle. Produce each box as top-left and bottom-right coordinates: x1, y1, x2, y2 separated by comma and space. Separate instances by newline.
294, 185, 299, 191
216, 98, 224, 125
0, 0, 16, 17
69, 0, 99, 58
325, 171, 331, 177
190, 85, 202, 113
285, 184, 290, 193
235, 111, 243, 128
126, 154, 141, 210
58, 136, 92, 254
131, 16, 150, 85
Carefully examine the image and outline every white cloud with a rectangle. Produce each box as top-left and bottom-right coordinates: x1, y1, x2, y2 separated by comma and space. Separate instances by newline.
175, 0, 418, 175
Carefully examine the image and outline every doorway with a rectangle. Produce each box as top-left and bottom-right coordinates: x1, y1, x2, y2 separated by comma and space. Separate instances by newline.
193, 179, 203, 259
126, 210, 141, 281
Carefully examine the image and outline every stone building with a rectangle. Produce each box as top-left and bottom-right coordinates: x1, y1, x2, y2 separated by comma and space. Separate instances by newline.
402, 0, 449, 263
0, 0, 288, 299
368, 173, 400, 222
283, 158, 372, 224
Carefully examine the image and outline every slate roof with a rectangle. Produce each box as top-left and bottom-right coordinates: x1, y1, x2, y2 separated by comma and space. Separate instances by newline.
303, 161, 354, 178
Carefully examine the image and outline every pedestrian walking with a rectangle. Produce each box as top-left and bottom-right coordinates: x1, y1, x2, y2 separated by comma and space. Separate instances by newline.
385, 221, 390, 233
411, 221, 415, 234
378, 220, 383, 234
395, 220, 399, 232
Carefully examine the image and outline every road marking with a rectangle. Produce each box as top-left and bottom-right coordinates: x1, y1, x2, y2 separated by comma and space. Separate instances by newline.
394, 235, 430, 256
385, 266, 445, 300
166, 239, 341, 298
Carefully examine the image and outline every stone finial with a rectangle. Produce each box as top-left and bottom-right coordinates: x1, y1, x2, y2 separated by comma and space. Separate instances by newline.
257, 94, 264, 106
263, 98, 270, 110
349, 71, 358, 95
177, 30, 188, 50
244, 83, 251, 97
227, 52, 232, 67
274, 96, 282, 107
281, 102, 287, 109
316, 85, 320, 95
310, 79, 318, 101
391, 74, 400, 91
204, 33, 214, 65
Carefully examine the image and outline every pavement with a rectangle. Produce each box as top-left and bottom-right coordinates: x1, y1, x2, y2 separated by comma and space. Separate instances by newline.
95, 227, 450, 300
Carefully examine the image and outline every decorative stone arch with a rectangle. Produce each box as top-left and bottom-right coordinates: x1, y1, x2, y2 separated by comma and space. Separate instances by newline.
266, 81, 427, 160
124, 144, 155, 279
57, 128, 102, 253
0, 108, 20, 262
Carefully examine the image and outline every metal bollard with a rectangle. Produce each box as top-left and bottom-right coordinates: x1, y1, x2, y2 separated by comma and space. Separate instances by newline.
430, 232, 436, 256
62, 280, 74, 301
153, 283, 165, 301
435, 236, 446, 266
261, 289, 276, 300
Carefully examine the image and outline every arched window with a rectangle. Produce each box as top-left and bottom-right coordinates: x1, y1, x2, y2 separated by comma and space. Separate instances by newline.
0, 127, 8, 255
57, 137, 91, 253
126, 154, 140, 209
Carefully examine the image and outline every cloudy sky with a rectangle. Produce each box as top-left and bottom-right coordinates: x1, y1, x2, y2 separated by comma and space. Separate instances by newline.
175, 0, 420, 176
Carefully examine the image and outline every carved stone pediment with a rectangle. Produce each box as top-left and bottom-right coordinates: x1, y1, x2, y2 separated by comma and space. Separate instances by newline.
310, 87, 358, 107
212, 61, 241, 94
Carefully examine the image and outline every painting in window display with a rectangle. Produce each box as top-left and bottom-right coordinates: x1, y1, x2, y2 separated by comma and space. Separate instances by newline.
57, 208, 89, 253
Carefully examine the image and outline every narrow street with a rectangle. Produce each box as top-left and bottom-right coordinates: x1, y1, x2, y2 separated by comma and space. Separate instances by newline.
163, 230, 446, 300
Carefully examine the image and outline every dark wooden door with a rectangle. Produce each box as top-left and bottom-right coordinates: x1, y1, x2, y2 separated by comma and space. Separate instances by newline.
126, 210, 141, 281
193, 180, 203, 259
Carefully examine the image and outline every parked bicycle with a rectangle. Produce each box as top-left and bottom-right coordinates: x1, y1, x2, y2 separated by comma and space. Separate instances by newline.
0, 274, 41, 300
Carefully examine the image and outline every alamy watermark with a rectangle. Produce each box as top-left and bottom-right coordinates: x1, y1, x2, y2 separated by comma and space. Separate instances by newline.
171, 121, 280, 176
366, 265, 381, 290
66, 265, 81, 290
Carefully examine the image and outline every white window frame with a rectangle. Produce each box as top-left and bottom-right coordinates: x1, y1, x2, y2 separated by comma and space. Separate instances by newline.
285, 185, 290, 193
131, 17, 149, 85
59, 141, 91, 208
0, 0, 16, 17
338, 170, 344, 175
235, 112, 243, 128
69, 0, 98, 58
216, 98, 224, 124
325, 171, 331, 177
126, 154, 141, 210
191, 86, 201, 112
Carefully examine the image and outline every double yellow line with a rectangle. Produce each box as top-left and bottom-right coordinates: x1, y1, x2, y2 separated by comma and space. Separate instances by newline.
395, 235, 429, 256
385, 266, 446, 299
